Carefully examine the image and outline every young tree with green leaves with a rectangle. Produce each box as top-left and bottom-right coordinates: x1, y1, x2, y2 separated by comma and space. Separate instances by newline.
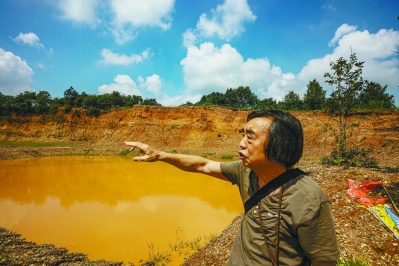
323, 52, 377, 167
324, 52, 365, 154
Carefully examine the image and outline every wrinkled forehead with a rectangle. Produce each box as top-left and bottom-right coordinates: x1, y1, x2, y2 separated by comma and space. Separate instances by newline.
242, 117, 273, 134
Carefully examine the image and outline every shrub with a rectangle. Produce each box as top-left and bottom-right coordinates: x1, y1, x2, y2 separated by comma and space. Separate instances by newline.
118, 149, 131, 156
86, 107, 101, 117
64, 104, 72, 113
321, 147, 378, 168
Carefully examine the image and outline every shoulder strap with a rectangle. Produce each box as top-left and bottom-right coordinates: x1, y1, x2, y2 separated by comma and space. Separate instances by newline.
244, 168, 307, 214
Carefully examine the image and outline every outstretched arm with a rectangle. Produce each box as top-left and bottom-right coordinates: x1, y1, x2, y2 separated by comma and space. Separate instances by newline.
124, 141, 228, 181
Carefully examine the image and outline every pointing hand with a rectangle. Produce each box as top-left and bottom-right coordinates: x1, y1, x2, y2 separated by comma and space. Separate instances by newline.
124, 142, 160, 162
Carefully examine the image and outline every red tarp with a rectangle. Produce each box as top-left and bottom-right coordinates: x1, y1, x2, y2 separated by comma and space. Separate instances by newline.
346, 179, 388, 207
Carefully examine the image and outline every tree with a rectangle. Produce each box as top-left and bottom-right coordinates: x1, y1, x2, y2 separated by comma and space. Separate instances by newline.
303, 79, 326, 110
225, 86, 258, 108
35, 91, 52, 114
14, 91, 36, 115
257, 97, 278, 110
0, 92, 10, 116
124, 95, 143, 106
180, 101, 194, 106
197, 92, 226, 106
357, 82, 395, 109
82, 95, 98, 109
322, 52, 375, 167
324, 52, 365, 153
142, 98, 161, 106
63, 86, 79, 107
283, 91, 303, 110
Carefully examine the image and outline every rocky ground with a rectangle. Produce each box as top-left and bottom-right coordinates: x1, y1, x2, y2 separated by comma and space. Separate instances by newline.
1, 145, 399, 266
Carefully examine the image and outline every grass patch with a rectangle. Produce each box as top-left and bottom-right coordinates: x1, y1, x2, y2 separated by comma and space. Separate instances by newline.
0, 141, 78, 147
220, 154, 235, 160
337, 258, 369, 266
140, 228, 218, 266
200, 152, 215, 158
144, 242, 172, 265
118, 149, 131, 156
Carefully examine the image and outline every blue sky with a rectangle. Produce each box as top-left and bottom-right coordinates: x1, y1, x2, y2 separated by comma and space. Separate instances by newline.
1, 0, 398, 106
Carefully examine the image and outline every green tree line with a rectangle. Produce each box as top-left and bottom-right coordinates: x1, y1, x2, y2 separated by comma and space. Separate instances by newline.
0, 59, 396, 118
182, 82, 395, 112
0, 87, 161, 117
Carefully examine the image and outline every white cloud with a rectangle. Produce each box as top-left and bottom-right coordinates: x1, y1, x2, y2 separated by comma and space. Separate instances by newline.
197, 0, 256, 40
329, 24, 357, 46
0, 48, 34, 95
180, 25, 399, 104
12, 32, 43, 48
180, 42, 294, 101
98, 74, 164, 96
140, 74, 162, 95
98, 48, 151, 65
183, 0, 256, 47
157, 94, 203, 106
287, 25, 399, 99
12, 32, 54, 55
36, 62, 47, 70
57, 0, 101, 28
183, 29, 197, 48
98, 74, 141, 95
55, 0, 175, 44
109, 0, 175, 44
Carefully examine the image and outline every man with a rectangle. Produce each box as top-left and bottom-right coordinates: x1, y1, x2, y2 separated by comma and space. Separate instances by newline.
125, 109, 339, 266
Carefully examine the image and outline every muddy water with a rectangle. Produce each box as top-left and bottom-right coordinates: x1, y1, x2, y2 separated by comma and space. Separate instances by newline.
0, 156, 243, 264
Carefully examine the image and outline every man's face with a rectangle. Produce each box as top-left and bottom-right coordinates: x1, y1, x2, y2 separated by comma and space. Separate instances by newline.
238, 117, 272, 169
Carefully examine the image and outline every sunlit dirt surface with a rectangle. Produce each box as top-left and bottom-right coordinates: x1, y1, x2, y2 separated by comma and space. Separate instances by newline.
0, 156, 243, 265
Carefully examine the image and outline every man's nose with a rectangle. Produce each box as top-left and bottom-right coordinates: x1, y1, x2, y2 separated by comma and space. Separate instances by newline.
239, 137, 246, 149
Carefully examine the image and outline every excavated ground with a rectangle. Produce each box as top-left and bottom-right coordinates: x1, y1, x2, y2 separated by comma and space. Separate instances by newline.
1, 107, 399, 266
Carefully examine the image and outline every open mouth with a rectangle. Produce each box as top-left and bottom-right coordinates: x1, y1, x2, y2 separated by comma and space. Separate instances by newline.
238, 152, 247, 159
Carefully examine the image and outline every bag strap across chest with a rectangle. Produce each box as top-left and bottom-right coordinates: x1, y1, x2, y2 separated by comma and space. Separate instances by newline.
244, 168, 307, 214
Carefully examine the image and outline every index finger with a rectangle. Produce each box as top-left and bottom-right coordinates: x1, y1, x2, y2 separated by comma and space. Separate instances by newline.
124, 141, 147, 150
124, 141, 139, 147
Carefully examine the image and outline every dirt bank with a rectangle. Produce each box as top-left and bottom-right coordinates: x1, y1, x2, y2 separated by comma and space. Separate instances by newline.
1, 107, 399, 167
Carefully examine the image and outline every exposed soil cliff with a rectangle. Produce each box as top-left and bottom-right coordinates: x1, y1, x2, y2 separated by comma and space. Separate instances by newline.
1, 106, 399, 167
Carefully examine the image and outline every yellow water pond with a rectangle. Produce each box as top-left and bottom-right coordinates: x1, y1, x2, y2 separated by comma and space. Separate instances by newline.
0, 156, 243, 264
